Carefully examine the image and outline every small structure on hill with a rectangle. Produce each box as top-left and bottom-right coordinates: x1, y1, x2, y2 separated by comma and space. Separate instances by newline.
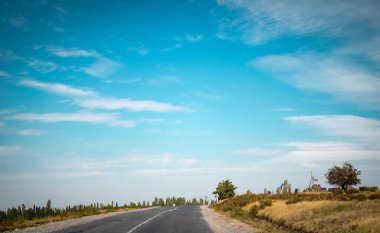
308, 172, 322, 191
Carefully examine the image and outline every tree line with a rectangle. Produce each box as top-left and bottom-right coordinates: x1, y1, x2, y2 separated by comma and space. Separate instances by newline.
213, 162, 368, 201
0, 196, 208, 223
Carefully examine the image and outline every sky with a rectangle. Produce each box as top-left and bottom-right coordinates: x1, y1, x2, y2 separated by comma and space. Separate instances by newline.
1, 0, 380, 209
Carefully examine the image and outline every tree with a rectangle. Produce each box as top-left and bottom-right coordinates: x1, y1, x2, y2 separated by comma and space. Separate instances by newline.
213, 179, 237, 201
325, 162, 361, 191
277, 179, 292, 194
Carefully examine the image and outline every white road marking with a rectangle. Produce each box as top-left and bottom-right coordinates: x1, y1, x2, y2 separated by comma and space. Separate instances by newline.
126, 207, 179, 233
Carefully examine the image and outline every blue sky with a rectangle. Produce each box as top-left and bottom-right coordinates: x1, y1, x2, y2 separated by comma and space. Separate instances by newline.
1, 0, 380, 209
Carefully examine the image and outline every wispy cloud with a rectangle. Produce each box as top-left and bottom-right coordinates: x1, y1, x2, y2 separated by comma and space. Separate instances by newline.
16, 130, 46, 136
235, 147, 283, 156
272, 107, 295, 112
6, 112, 136, 128
82, 57, 122, 79
19, 80, 96, 97
78, 97, 192, 112
28, 59, 59, 73
128, 45, 149, 56
0, 121, 5, 127
0, 109, 17, 115
286, 115, 380, 141
147, 75, 182, 86
0, 146, 20, 156
251, 54, 380, 109
0, 71, 10, 77
9, 15, 28, 29
176, 34, 204, 42
47, 47, 100, 58
20, 80, 191, 112
217, 0, 380, 45
281, 141, 380, 162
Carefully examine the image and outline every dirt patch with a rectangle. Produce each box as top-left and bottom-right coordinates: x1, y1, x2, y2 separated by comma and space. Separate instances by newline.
201, 205, 261, 233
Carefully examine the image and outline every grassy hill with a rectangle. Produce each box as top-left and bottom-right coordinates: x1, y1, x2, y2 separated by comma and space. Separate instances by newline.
212, 191, 380, 233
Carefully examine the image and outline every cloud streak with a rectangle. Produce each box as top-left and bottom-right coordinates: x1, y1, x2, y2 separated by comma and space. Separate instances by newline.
19, 79, 191, 112
47, 47, 100, 58
6, 112, 136, 128
19, 80, 96, 97
286, 115, 380, 141
251, 54, 380, 109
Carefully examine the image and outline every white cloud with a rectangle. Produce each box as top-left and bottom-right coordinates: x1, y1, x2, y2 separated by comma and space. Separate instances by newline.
78, 97, 192, 112
20, 80, 191, 113
7, 112, 115, 123
16, 130, 46, 136
217, 0, 380, 45
6, 112, 136, 128
82, 58, 122, 78
281, 141, 380, 162
129, 46, 149, 56
47, 47, 100, 58
0, 109, 17, 115
0, 146, 20, 156
235, 147, 283, 156
19, 79, 96, 97
251, 54, 380, 109
0, 71, 10, 77
286, 115, 380, 140
176, 34, 204, 42
28, 59, 59, 73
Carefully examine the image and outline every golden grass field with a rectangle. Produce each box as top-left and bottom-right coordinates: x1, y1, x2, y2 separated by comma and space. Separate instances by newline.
213, 191, 380, 233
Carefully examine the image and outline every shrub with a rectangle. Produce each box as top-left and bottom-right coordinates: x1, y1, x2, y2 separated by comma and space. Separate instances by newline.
336, 194, 350, 201
331, 189, 344, 194
248, 205, 260, 218
359, 186, 378, 192
286, 197, 303, 205
368, 193, 380, 200
353, 194, 367, 201
346, 189, 359, 194
259, 199, 273, 209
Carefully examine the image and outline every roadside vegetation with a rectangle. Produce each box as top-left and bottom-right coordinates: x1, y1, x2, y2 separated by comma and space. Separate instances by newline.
0, 196, 207, 232
212, 162, 380, 233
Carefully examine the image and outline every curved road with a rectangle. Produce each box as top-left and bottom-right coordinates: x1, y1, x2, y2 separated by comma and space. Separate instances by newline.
53, 206, 214, 233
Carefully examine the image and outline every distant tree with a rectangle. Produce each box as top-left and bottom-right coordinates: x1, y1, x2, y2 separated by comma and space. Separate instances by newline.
276, 180, 291, 194
213, 179, 237, 201
325, 162, 361, 191
46, 200, 52, 216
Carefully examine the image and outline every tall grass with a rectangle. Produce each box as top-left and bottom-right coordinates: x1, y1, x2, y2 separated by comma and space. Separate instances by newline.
213, 191, 380, 233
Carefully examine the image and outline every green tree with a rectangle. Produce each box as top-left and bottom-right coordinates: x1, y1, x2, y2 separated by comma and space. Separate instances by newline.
325, 162, 361, 191
213, 179, 237, 201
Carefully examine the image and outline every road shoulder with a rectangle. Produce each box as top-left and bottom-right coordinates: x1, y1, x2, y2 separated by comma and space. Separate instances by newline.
200, 205, 261, 233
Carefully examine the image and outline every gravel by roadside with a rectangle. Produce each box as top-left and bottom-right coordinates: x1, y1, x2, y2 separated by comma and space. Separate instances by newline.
6, 208, 154, 233
201, 205, 261, 233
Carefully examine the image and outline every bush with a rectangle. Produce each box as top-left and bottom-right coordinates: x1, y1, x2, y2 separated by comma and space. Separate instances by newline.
353, 194, 367, 201
336, 194, 350, 201
286, 197, 303, 205
368, 193, 380, 200
346, 189, 359, 194
248, 205, 260, 218
259, 199, 272, 209
331, 189, 344, 194
359, 186, 378, 192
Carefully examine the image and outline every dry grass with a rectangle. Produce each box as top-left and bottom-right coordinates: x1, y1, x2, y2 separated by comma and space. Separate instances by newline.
213, 191, 380, 233
0, 207, 138, 232
258, 200, 380, 233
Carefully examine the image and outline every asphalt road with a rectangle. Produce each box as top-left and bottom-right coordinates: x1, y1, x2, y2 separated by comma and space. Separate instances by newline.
54, 206, 214, 233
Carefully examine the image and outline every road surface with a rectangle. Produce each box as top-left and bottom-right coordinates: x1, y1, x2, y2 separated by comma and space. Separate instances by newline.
54, 206, 214, 233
